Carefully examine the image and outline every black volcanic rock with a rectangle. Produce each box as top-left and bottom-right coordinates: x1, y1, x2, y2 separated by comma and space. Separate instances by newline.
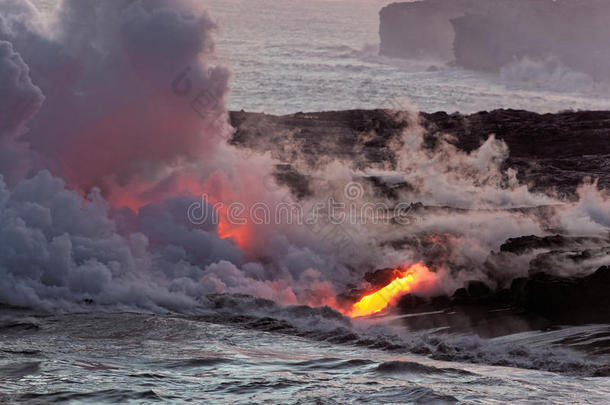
500, 235, 588, 255
506, 266, 610, 321
230, 109, 407, 172
466, 280, 491, 299
230, 108, 610, 327
230, 109, 610, 194
451, 288, 469, 304
273, 164, 312, 199
513, 266, 610, 321
497, 234, 610, 279
418, 109, 610, 193
363, 267, 402, 290
450, 281, 496, 306
396, 293, 427, 311
517, 272, 581, 314
393, 266, 610, 334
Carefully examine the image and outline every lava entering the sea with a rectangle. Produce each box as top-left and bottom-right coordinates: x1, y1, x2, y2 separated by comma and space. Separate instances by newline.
350, 262, 436, 317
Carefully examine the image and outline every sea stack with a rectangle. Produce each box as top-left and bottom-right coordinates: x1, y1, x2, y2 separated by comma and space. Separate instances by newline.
379, 0, 610, 80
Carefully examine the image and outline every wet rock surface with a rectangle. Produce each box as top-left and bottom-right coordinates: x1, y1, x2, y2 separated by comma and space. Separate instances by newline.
231, 109, 610, 332
380, 266, 610, 338
231, 109, 610, 195
423, 109, 610, 193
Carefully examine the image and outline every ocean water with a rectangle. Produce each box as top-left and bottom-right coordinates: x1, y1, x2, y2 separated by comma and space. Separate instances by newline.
206, 0, 610, 115
2, 302, 610, 404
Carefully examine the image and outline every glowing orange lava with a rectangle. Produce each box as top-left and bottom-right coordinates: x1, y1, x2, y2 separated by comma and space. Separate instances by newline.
350, 263, 434, 317
102, 172, 252, 251
216, 206, 251, 250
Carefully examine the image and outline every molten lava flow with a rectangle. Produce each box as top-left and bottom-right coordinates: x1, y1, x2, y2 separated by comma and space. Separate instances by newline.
350, 262, 434, 317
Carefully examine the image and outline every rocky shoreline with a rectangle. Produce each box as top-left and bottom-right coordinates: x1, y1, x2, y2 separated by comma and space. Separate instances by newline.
360, 265, 610, 335
230, 109, 610, 194
230, 108, 610, 329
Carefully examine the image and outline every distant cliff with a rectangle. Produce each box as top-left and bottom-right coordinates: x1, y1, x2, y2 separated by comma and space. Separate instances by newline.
379, 0, 472, 61
379, 0, 610, 81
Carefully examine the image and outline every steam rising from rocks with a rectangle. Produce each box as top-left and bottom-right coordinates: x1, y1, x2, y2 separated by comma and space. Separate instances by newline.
0, 0, 609, 313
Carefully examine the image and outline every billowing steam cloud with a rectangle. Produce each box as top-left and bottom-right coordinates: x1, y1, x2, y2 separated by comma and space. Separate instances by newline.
0, 38, 42, 181
1, 0, 609, 315
275, 106, 610, 294
0, 0, 356, 311
2, 0, 231, 199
